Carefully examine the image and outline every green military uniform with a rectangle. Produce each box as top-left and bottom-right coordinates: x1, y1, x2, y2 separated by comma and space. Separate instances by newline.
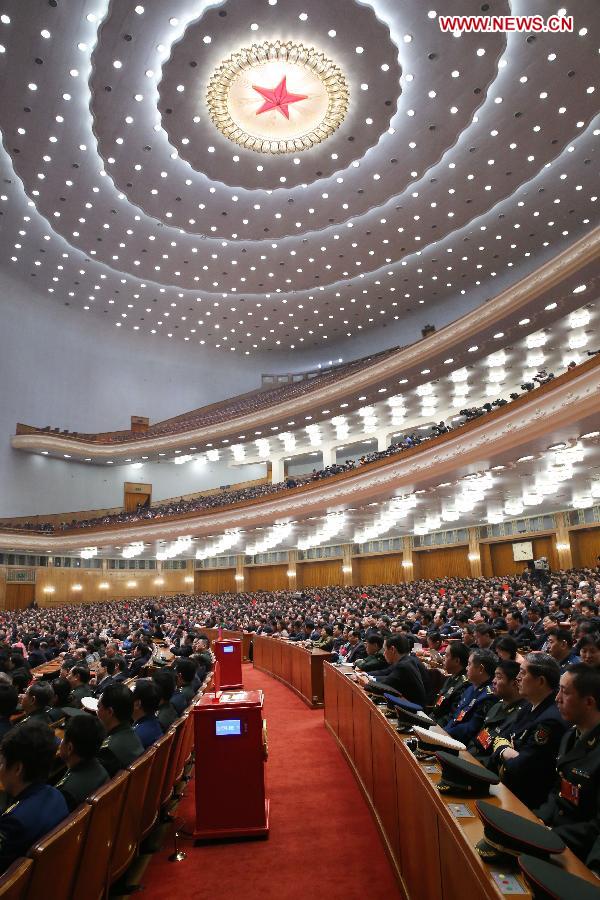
355, 651, 387, 673
157, 701, 178, 732
431, 671, 468, 727
468, 698, 527, 765
69, 685, 94, 709
22, 708, 51, 726
180, 684, 195, 705
55, 758, 109, 811
97, 723, 144, 777
536, 722, 600, 864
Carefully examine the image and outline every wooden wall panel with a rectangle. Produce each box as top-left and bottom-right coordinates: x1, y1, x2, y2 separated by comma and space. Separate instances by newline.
194, 568, 236, 594
245, 564, 288, 592
355, 554, 403, 586
297, 559, 343, 588
36, 568, 194, 606
415, 545, 470, 580
5, 583, 35, 610
571, 528, 600, 568
487, 535, 559, 577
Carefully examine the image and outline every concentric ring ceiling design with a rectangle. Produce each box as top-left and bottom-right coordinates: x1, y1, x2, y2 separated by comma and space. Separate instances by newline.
0, 0, 598, 354
205, 41, 350, 155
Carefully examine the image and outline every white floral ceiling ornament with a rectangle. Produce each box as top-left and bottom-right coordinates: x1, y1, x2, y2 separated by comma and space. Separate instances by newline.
206, 41, 349, 154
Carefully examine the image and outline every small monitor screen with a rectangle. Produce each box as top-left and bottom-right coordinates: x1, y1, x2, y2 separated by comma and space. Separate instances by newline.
223, 645, 234, 654
216, 719, 241, 736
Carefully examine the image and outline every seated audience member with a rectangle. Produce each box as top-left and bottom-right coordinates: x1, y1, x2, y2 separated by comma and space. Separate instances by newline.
468, 660, 526, 765
494, 636, 523, 663
547, 627, 581, 672
67, 665, 94, 708
57, 715, 109, 811
366, 635, 426, 706
431, 641, 470, 727
474, 624, 495, 651
132, 680, 163, 750
489, 652, 567, 808
445, 649, 497, 743
26, 640, 46, 669
579, 634, 600, 669
422, 632, 444, 667
461, 625, 476, 649
535, 664, 600, 864
128, 642, 152, 677
314, 625, 335, 652
47, 677, 72, 722
506, 609, 534, 647
96, 684, 144, 777
354, 634, 387, 673
0, 685, 18, 741
0, 722, 68, 873
152, 669, 179, 732
20, 681, 54, 725
171, 659, 197, 715
113, 656, 129, 682
345, 630, 368, 665
93, 657, 118, 696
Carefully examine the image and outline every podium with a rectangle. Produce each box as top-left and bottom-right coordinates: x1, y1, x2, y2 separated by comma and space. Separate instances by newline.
193, 690, 269, 840
213, 638, 243, 690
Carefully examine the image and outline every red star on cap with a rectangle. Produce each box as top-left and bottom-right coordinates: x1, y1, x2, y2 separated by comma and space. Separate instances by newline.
252, 76, 308, 119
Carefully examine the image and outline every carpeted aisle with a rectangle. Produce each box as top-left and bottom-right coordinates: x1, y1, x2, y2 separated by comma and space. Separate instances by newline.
142, 663, 401, 900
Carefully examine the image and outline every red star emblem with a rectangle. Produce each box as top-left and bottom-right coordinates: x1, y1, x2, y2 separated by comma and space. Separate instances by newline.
252, 76, 308, 119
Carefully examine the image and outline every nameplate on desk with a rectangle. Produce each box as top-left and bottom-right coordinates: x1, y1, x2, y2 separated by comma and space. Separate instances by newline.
490, 872, 527, 895
448, 803, 473, 819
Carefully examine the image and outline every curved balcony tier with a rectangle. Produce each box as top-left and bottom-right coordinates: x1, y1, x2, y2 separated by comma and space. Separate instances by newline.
2, 354, 598, 553
11, 227, 600, 462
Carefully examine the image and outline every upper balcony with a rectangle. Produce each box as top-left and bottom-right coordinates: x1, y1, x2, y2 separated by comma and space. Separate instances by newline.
2, 354, 599, 557
11, 227, 600, 463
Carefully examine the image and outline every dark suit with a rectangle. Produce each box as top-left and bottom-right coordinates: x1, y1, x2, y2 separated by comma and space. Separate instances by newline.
373, 656, 426, 706
536, 722, 600, 863
346, 642, 367, 664
490, 694, 568, 808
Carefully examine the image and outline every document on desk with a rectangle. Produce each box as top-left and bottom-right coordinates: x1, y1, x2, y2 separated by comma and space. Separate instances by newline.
490, 872, 526, 895
448, 803, 473, 819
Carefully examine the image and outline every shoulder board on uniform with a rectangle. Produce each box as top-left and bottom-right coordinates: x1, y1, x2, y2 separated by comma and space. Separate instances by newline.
100, 739, 110, 749
3, 801, 18, 815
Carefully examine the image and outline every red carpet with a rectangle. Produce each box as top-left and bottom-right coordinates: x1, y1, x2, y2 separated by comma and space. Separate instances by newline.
142, 663, 401, 899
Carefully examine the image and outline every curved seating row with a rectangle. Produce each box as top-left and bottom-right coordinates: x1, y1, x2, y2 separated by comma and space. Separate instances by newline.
0, 689, 202, 900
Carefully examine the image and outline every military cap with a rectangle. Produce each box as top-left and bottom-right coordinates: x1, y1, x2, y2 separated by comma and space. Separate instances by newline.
384, 694, 436, 730
412, 725, 466, 756
518, 855, 600, 900
435, 751, 500, 797
363, 681, 403, 703
475, 801, 565, 863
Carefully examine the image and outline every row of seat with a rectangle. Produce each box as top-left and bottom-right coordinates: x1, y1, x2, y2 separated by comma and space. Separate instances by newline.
0, 690, 201, 900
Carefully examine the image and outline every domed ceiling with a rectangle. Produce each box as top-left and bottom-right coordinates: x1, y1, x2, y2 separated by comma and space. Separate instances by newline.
0, 0, 598, 355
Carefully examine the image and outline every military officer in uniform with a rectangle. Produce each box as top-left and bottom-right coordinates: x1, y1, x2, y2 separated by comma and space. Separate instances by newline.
535, 664, 600, 864
19, 681, 53, 725
431, 641, 469, 727
354, 634, 387, 673
66, 665, 95, 708
57, 714, 109, 811
489, 652, 567, 808
445, 649, 497, 743
0, 722, 68, 872
468, 659, 527, 765
96, 683, 144, 777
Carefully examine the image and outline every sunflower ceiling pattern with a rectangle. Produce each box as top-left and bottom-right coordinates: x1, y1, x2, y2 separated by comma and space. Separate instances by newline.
0, 0, 598, 354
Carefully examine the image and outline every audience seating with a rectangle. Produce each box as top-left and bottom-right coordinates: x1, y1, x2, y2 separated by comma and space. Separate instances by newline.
160, 718, 186, 813
140, 730, 174, 841
71, 771, 129, 900
26, 805, 91, 900
0, 859, 32, 900
107, 749, 156, 887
